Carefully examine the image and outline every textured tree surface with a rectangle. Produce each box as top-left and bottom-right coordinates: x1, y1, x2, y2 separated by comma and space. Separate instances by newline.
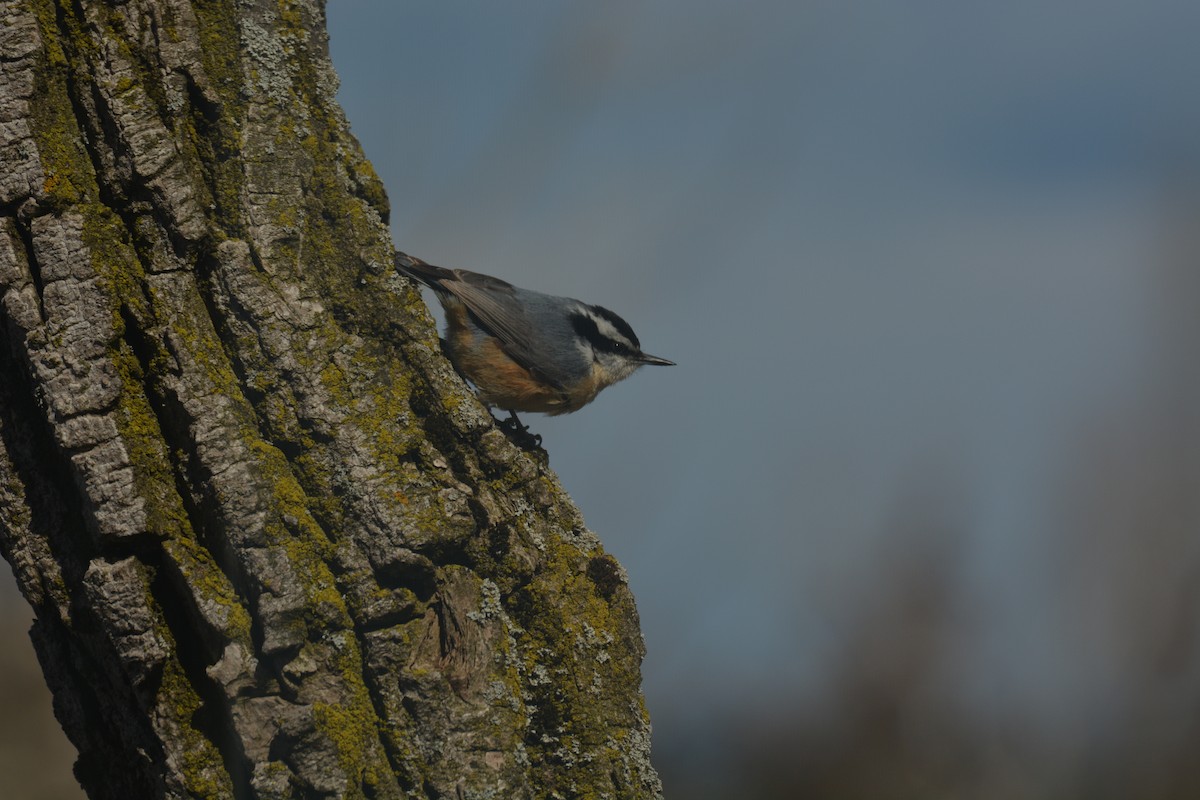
0, 1, 662, 798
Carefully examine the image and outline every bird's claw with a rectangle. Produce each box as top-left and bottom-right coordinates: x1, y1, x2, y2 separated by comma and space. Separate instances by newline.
495, 409, 545, 452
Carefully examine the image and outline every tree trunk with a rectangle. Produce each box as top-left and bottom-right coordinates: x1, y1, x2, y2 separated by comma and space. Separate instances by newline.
0, 1, 662, 798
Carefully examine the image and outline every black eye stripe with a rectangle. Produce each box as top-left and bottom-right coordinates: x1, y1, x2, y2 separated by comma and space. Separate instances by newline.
571, 312, 634, 355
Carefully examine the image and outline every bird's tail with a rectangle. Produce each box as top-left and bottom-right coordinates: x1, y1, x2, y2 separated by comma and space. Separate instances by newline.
394, 251, 455, 288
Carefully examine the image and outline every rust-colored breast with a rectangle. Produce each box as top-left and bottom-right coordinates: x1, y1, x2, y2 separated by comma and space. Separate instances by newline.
444, 306, 572, 413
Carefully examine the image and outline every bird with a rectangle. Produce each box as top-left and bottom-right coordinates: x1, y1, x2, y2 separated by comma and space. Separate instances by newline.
396, 251, 673, 424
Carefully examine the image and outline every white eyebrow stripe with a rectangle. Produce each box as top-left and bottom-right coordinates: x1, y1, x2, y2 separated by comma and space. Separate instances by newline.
587, 312, 632, 347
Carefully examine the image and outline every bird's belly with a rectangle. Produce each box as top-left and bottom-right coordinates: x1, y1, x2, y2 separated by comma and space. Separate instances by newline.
448, 331, 571, 413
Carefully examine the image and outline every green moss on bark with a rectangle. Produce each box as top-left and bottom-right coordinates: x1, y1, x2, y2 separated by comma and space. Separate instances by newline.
191, 0, 249, 237
158, 657, 236, 799
507, 530, 649, 798
28, 0, 92, 207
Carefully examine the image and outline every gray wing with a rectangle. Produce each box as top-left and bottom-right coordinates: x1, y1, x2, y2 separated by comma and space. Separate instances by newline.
441, 272, 569, 390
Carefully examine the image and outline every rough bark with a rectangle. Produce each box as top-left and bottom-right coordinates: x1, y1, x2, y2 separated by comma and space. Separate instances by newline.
0, 1, 662, 798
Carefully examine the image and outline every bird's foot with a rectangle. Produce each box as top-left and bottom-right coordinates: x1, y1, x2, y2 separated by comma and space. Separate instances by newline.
494, 409, 545, 453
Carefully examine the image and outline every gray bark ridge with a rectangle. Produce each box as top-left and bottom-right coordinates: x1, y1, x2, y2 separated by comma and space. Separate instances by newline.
0, 1, 662, 798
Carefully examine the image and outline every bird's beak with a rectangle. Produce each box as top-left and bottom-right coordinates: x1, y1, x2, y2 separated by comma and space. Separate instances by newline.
638, 353, 675, 366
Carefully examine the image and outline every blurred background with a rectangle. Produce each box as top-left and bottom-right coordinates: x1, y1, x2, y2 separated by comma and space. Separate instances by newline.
5, 1, 1200, 798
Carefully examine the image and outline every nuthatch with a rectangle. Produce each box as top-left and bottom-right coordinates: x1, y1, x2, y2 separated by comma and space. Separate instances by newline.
396, 252, 673, 418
